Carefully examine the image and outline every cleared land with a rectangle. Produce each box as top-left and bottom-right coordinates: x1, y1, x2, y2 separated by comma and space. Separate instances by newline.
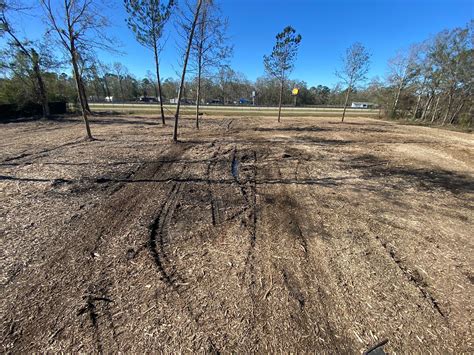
1, 113, 473, 352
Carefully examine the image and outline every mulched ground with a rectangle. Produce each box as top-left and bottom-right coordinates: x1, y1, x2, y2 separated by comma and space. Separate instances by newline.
1, 114, 473, 352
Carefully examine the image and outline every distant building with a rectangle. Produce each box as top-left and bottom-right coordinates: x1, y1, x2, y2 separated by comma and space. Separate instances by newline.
351, 102, 375, 109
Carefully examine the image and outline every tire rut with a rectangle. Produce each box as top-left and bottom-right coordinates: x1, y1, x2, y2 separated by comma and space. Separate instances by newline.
145, 145, 226, 352
375, 235, 446, 318
148, 182, 185, 288
232, 148, 260, 347
206, 145, 222, 226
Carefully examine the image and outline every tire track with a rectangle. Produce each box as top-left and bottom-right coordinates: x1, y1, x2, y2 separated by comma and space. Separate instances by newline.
206, 145, 222, 226
231, 147, 250, 205
147, 178, 221, 351
232, 147, 258, 269
148, 182, 185, 288
78, 146, 191, 351
47, 147, 183, 351
236, 148, 259, 347
375, 235, 446, 318
241, 149, 258, 276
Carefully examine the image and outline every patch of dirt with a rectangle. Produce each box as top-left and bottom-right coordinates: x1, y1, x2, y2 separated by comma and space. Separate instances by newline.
1, 114, 473, 352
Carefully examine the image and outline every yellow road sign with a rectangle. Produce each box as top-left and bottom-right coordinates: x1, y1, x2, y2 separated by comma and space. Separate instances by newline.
292, 88, 299, 95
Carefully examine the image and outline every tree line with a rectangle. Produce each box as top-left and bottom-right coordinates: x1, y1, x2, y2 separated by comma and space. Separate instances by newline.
0, 0, 472, 140
0, 57, 364, 108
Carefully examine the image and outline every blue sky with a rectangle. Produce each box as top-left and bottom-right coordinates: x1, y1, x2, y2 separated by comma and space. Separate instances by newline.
3, 0, 473, 87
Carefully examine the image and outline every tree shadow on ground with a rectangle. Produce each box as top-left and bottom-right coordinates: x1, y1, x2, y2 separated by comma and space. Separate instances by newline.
253, 125, 390, 134
0, 117, 40, 124
348, 154, 474, 194
90, 118, 162, 126
181, 136, 354, 146
327, 121, 390, 126
48, 116, 162, 126
254, 127, 328, 132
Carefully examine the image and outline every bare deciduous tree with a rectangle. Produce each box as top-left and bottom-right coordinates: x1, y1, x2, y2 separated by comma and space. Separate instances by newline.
173, 0, 203, 142
263, 26, 302, 122
191, 0, 231, 129
404, 23, 472, 126
336, 42, 371, 122
386, 46, 418, 117
1, 0, 50, 118
146, 69, 159, 98
96, 60, 112, 98
124, 0, 175, 124
40, 0, 114, 140
113, 62, 129, 102
429, 26, 472, 125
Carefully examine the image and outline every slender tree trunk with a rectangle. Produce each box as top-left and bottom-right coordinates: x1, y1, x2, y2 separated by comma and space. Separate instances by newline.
173, 0, 203, 142
421, 95, 432, 121
412, 94, 421, 120
449, 100, 464, 125
103, 76, 111, 98
64, 0, 91, 133
76, 58, 92, 114
32, 56, 50, 118
341, 85, 351, 122
391, 80, 403, 118
442, 90, 454, 125
153, 43, 166, 124
71, 50, 93, 139
221, 84, 225, 106
430, 96, 440, 123
119, 79, 124, 102
277, 79, 283, 123
196, 62, 202, 129
76, 68, 91, 113
4, 31, 50, 118
78, 75, 91, 114
85, 95, 91, 113
195, 6, 206, 130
